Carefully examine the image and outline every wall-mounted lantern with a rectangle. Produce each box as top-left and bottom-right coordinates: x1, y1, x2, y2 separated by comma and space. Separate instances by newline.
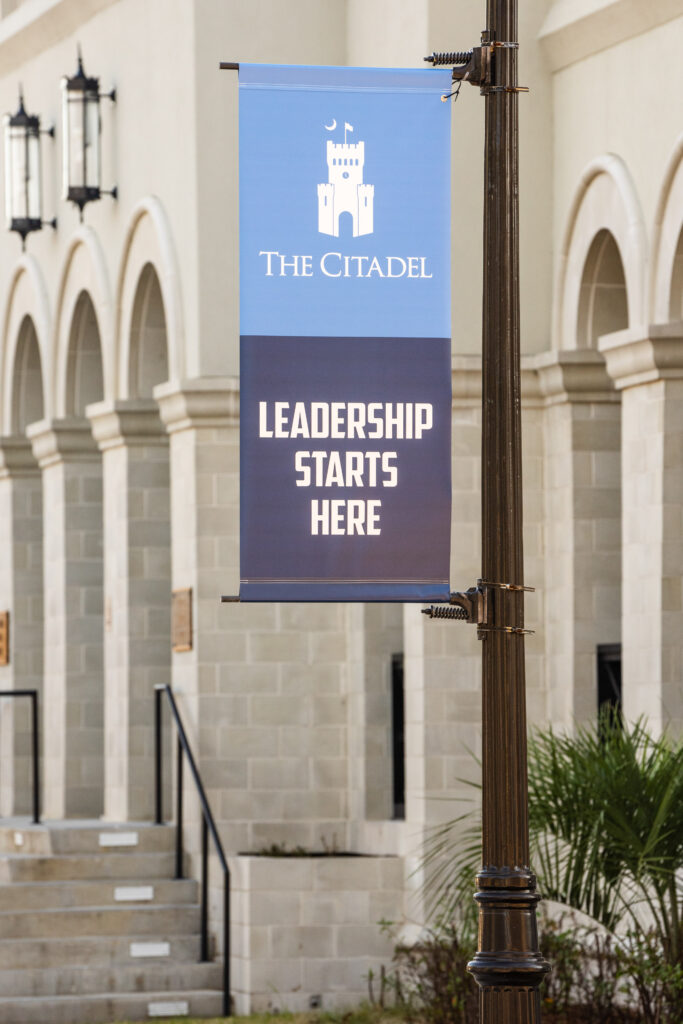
3, 90, 56, 247
61, 51, 116, 218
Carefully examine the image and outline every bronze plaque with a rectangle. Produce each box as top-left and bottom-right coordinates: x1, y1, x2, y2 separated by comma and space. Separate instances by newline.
0, 611, 9, 666
171, 589, 192, 652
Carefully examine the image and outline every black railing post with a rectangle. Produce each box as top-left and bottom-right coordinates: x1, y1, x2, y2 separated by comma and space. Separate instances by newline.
223, 877, 231, 1015
155, 685, 231, 1013
175, 734, 184, 879
200, 815, 209, 962
154, 685, 163, 824
30, 691, 39, 824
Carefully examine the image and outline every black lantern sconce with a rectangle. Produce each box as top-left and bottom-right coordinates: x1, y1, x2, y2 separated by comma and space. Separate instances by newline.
3, 90, 56, 248
61, 50, 116, 219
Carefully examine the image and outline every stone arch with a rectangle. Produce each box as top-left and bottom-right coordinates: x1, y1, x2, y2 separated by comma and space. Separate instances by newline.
11, 316, 45, 433
651, 134, 683, 323
116, 198, 184, 397
1, 257, 51, 433
127, 263, 169, 398
53, 228, 113, 417
555, 155, 646, 351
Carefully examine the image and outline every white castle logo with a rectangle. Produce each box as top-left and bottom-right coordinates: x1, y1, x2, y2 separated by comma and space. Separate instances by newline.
317, 121, 374, 237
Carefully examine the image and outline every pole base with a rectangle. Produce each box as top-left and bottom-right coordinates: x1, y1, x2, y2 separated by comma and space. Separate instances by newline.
468, 885, 550, 1023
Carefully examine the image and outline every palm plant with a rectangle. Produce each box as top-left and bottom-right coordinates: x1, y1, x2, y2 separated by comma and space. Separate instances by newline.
422, 715, 683, 965
527, 716, 683, 966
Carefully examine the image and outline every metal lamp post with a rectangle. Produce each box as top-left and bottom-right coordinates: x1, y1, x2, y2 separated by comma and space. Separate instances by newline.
61, 51, 116, 218
426, 0, 551, 1019
466, 0, 551, 1017
3, 90, 56, 247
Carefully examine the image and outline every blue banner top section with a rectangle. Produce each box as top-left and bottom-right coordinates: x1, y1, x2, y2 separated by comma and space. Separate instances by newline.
239, 64, 452, 340
239, 63, 453, 94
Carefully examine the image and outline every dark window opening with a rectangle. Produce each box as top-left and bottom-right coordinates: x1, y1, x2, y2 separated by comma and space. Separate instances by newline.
391, 653, 405, 820
597, 643, 622, 729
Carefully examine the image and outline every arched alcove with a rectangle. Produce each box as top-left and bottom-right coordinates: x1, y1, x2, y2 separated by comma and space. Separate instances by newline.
669, 225, 683, 321
128, 263, 169, 398
577, 230, 629, 348
555, 157, 645, 351
65, 291, 104, 415
11, 316, 44, 433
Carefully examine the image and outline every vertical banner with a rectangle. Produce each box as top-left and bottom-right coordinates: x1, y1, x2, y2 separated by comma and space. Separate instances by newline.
239, 64, 453, 602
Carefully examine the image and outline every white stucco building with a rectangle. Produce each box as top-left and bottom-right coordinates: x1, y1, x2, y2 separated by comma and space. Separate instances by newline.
0, 0, 681, 1017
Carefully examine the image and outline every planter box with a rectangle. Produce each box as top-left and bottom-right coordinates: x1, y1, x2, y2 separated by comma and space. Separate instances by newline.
229, 854, 404, 1014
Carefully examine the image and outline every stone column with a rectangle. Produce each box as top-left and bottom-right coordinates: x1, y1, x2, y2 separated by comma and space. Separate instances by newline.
0, 438, 43, 816
27, 418, 104, 819
537, 351, 621, 727
601, 325, 683, 736
88, 399, 171, 821
155, 379, 351, 856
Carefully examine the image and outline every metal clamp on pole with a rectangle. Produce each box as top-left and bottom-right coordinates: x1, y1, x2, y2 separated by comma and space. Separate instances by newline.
425, 34, 528, 94
424, 36, 491, 90
422, 585, 487, 624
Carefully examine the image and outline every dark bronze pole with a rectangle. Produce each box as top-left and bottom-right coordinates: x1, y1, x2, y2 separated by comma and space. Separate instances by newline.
466, 0, 550, 1018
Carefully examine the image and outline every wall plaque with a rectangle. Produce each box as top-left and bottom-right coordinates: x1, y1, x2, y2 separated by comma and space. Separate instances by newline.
171, 589, 192, 652
0, 611, 9, 666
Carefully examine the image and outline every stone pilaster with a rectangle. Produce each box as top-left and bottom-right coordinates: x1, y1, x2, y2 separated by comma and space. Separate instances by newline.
27, 418, 104, 819
537, 350, 621, 727
88, 399, 171, 821
0, 438, 43, 816
601, 325, 683, 736
155, 379, 352, 855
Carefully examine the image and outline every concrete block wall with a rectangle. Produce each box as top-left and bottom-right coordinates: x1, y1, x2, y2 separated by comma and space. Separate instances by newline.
347, 603, 402, 824
229, 854, 403, 1014
158, 382, 352, 856
538, 352, 621, 728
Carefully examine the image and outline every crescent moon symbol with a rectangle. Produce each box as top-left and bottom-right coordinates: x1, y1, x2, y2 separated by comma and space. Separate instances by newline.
324, 119, 337, 131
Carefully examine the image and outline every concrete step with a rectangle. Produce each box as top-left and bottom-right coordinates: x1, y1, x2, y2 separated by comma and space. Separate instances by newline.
0, 877, 198, 910
0, 903, 200, 939
0, 850, 176, 882
49, 824, 175, 855
0, 826, 51, 856
0, 988, 224, 1024
0, 934, 204, 969
0, 961, 223, 997
0, 822, 176, 856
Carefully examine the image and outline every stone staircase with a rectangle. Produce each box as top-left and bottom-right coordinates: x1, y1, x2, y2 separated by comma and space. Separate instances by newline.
0, 820, 225, 1023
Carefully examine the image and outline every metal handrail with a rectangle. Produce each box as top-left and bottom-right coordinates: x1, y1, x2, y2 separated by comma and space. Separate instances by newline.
153, 684, 230, 1016
0, 689, 40, 823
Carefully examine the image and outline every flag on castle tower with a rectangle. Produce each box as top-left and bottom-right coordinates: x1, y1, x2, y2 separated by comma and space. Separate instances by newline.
345, 122, 353, 131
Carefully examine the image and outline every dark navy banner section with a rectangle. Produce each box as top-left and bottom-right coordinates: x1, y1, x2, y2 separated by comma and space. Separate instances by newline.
238, 64, 453, 601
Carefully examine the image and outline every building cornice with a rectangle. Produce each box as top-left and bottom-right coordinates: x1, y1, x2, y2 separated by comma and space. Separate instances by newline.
0, 0, 119, 74
154, 378, 240, 433
539, 0, 683, 72
87, 399, 167, 451
599, 323, 683, 389
535, 349, 619, 405
0, 435, 39, 478
451, 354, 544, 407
26, 417, 98, 468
